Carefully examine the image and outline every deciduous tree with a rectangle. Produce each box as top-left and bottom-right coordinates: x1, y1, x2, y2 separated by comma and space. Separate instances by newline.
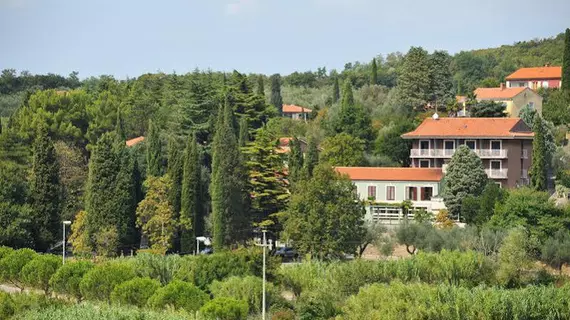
321, 133, 365, 166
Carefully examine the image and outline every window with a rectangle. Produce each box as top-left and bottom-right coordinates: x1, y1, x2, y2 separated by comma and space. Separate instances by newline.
406, 187, 418, 201
542, 81, 549, 88
490, 140, 502, 157
419, 140, 430, 156
444, 140, 455, 156
528, 102, 535, 110
386, 186, 395, 201
367, 186, 376, 200
419, 159, 430, 168
465, 140, 476, 150
420, 187, 433, 201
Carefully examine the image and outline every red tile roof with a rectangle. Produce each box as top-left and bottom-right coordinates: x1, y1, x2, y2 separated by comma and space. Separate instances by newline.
335, 167, 443, 182
276, 137, 292, 154
282, 104, 312, 113
506, 66, 561, 80
474, 87, 527, 100
126, 136, 145, 147
401, 118, 533, 139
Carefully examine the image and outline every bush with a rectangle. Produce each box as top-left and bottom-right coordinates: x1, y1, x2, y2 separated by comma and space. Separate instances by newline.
296, 287, 340, 320
111, 277, 161, 307
210, 276, 276, 314
0, 248, 37, 290
20, 254, 61, 294
0, 292, 15, 319
134, 253, 181, 285
199, 297, 249, 320
0, 246, 14, 260
79, 261, 136, 302
148, 280, 209, 312
271, 309, 296, 320
49, 260, 94, 301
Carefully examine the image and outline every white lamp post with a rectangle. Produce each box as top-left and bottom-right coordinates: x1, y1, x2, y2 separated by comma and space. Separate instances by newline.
62, 221, 71, 264
256, 230, 273, 320
195, 236, 210, 255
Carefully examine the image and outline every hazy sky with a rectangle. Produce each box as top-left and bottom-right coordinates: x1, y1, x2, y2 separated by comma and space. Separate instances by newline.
1, 0, 569, 78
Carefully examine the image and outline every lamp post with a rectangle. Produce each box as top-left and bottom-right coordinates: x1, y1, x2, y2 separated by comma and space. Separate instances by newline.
256, 230, 272, 320
62, 221, 71, 264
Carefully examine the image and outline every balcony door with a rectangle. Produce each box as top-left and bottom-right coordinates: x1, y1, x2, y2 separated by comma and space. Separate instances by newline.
419, 140, 430, 156
490, 140, 502, 157
490, 160, 501, 177
444, 140, 455, 157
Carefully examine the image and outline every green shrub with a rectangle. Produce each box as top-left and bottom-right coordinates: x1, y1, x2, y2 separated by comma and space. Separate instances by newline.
133, 253, 181, 285
20, 254, 61, 294
0, 292, 15, 319
49, 260, 94, 301
271, 309, 296, 320
199, 297, 248, 320
210, 276, 277, 314
111, 277, 161, 307
79, 261, 136, 302
0, 246, 14, 260
148, 280, 209, 312
0, 248, 37, 290
296, 287, 340, 320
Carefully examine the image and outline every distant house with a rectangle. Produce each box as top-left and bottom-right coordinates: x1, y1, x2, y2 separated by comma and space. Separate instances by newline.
276, 137, 308, 154
506, 66, 562, 89
474, 85, 542, 117
126, 136, 145, 147
282, 104, 312, 120
402, 117, 534, 188
335, 167, 446, 224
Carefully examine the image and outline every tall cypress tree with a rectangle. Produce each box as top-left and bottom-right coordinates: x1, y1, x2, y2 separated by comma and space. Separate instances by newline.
288, 137, 304, 185
30, 125, 61, 251
146, 119, 162, 177
563, 28, 570, 91
116, 107, 126, 142
341, 79, 354, 107
211, 100, 249, 250
180, 133, 202, 253
114, 145, 137, 249
371, 58, 378, 85
167, 137, 183, 251
256, 75, 265, 96
332, 77, 340, 103
270, 74, 283, 114
303, 138, 319, 178
238, 116, 249, 148
530, 114, 548, 191
333, 80, 373, 144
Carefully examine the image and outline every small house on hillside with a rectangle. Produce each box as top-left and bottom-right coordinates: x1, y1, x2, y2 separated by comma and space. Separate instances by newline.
126, 136, 145, 147
474, 85, 542, 117
506, 66, 562, 89
282, 104, 311, 120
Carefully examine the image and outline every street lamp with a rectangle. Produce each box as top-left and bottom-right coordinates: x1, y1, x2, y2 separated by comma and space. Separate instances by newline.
255, 230, 273, 320
62, 221, 71, 264
195, 236, 210, 255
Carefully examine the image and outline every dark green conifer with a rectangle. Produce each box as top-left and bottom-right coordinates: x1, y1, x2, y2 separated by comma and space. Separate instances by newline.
270, 74, 283, 114
530, 114, 548, 191
563, 28, 570, 91
146, 120, 162, 177
371, 58, 378, 85
180, 133, 202, 253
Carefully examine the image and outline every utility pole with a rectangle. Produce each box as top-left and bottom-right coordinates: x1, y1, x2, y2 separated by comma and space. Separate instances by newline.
256, 230, 272, 320
62, 221, 71, 264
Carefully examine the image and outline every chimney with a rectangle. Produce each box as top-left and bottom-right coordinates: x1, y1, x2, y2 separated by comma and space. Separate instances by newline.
500, 83, 505, 90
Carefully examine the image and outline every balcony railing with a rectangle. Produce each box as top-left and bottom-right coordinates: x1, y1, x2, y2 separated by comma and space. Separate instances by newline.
485, 168, 508, 179
410, 148, 508, 159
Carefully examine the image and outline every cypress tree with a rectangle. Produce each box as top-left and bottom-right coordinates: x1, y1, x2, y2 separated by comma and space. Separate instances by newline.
180, 133, 202, 253
115, 107, 126, 142
371, 58, 378, 85
530, 114, 548, 191
288, 137, 304, 185
167, 137, 183, 252
0, 118, 3, 135
114, 146, 137, 249
303, 138, 319, 178
211, 99, 249, 250
256, 75, 265, 96
341, 79, 354, 107
332, 77, 340, 103
30, 125, 61, 251
146, 119, 162, 176
563, 28, 570, 91
85, 132, 120, 253
238, 116, 249, 148
270, 74, 283, 114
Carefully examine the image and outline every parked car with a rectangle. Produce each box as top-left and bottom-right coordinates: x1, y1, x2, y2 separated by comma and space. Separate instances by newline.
274, 247, 298, 262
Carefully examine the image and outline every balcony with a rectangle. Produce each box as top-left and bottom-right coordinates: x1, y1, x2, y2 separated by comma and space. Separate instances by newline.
410, 148, 508, 159
485, 169, 508, 179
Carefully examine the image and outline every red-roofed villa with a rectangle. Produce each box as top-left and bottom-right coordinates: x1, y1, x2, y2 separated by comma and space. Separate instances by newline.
506, 66, 562, 89
282, 104, 312, 120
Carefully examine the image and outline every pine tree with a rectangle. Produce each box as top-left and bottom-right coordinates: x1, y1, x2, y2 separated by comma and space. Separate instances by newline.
371, 58, 378, 85
530, 114, 548, 191
227, 71, 270, 131
303, 138, 319, 178
30, 125, 61, 251
332, 77, 340, 103
396, 46, 431, 110
238, 116, 249, 148
270, 74, 283, 114
167, 137, 183, 251
180, 133, 201, 253
115, 107, 126, 141
256, 75, 265, 96
211, 100, 249, 250
428, 51, 454, 106
288, 137, 304, 185
563, 28, 570, 91
146, 119, 162, 177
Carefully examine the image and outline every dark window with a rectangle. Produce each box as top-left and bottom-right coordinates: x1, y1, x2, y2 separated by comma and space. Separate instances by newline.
421, 187, 433, 201
406, 187, 417, 201
386, 186, 395, 201
465, 140, 476, 150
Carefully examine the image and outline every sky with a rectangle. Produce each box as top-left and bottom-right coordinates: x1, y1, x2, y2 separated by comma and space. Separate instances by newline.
0, 0, 569, 79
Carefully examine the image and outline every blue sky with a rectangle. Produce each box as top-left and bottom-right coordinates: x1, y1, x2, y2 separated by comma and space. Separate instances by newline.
0, 0, 568, 78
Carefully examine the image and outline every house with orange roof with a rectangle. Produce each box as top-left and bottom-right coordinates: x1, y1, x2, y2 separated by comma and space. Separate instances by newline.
335, 167, 446, 223
474, 84, 542, 117
282, 104, 311, 120
126, 136, 145, 147
402, 117, 534, 188
506, 66, 562, 89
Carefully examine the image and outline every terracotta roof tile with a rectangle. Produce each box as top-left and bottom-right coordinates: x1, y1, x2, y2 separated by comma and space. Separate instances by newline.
505, 66, 561, 80
335, 167, 443, 182
401, 118, 533, 139
474, 87, 527, 100
282, 104, 312, 113
126, 136, 145, 147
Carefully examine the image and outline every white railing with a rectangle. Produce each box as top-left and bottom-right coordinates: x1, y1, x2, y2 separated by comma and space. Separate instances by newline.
485, 169, 508, 179
410, 148, 508, 159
